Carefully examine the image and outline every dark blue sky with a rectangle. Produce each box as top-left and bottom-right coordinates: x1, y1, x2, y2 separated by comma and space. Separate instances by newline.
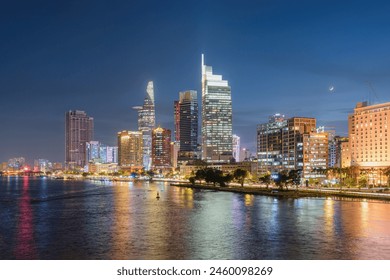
1, 0, 390, 164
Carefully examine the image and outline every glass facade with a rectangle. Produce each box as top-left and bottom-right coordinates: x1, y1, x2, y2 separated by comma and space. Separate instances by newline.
133, 81, 156, 170
201, 54, 233, 163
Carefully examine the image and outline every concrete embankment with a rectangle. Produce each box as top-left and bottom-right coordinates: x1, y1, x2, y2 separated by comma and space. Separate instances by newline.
170, 183, 390, 201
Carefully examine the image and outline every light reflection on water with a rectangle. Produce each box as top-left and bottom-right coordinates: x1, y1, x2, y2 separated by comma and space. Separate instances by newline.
1, 176, 390, 259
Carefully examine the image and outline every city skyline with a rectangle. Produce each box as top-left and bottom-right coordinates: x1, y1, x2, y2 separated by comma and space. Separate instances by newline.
2, 0, 390, 163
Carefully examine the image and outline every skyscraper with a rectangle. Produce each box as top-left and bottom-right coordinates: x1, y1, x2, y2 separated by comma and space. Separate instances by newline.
179, 91, 198, 151
117, 131, 143, 168
201, 54, 233, 163
65, 110, 94, 169
133, 81, 156, 170
152, 127, 172, 170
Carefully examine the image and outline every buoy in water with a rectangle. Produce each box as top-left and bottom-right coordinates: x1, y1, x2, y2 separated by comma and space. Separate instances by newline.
156, 191, 160, 199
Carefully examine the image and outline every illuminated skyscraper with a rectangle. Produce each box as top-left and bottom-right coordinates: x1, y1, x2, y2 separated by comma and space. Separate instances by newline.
117, 131, 143, 168
178, 91, 198, 151
133, 81, 156, 170
65, 110, 94, 169
201, 54, 232, 163
152, 127, 172, 170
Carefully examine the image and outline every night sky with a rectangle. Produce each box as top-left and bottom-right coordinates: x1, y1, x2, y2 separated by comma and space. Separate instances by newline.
2, 0, 390, 164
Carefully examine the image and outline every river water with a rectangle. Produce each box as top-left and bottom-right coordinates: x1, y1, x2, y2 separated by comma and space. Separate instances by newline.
0, 176, 389, 259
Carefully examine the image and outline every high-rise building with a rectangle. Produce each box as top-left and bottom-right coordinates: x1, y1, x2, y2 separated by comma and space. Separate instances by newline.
86, 141, 101, 163
86, 141, 118, 164
174, 90, 199, 160
201, 54, 232, 163
133, 81, 156, 170
117, 131, 143, 168
65, 110, 94, 169
232, 134, 240, 162
105, 146, 118, 164
257, 114, 317, 176
174, 100, 180, 142
152, 127, 172, 170
349, 101, 390, 185
257, 114, 286, 172
303, 132, 329, 178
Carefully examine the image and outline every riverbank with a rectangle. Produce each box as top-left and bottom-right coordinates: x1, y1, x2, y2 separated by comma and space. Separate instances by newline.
170, 182, 390, 201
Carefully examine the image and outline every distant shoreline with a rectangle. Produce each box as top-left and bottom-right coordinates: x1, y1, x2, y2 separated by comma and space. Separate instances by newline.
170, 182, 390, 202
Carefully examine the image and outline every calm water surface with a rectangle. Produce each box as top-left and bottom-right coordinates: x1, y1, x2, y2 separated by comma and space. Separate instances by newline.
1, 176, 389, 259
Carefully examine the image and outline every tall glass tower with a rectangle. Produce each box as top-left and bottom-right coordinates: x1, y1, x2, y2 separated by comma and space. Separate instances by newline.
201, 54, 233, 163
133, 81, 156, 170
178, 90, 198, 152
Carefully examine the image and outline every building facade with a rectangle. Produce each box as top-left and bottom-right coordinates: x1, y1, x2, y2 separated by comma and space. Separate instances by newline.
117, 131, 143, 169
333, 136, 350, 168
232, 134, 240, 162
174, 100, 180, 142
65, 110, 94, 169
302, 132, 329, 179
86, 141, 118, 164
152, 127, 172, 170
349, 101, 390, 185
201, 54, 233, 163
257, 114, 317, 177
133, 81, 156, 170
257, 114, 286, 172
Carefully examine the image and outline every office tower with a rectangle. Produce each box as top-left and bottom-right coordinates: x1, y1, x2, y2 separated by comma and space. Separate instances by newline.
232, 134, 240, 162
174, 100, 180, 142
117, 131, 143, 168
257, 114, 286, 172
349, 101, 390, 185
152, 127, 171, 170
105, 146, 118, 164
133, 81, 156, 170
201, 54, 233, 163
86, 141, 101, 163
65, 110, 94, 169
283, 117, 316, 169
177, 90, 198, 153
257, 114, 316, 175
303, 132, 329, 178
86, 141, 118, 164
